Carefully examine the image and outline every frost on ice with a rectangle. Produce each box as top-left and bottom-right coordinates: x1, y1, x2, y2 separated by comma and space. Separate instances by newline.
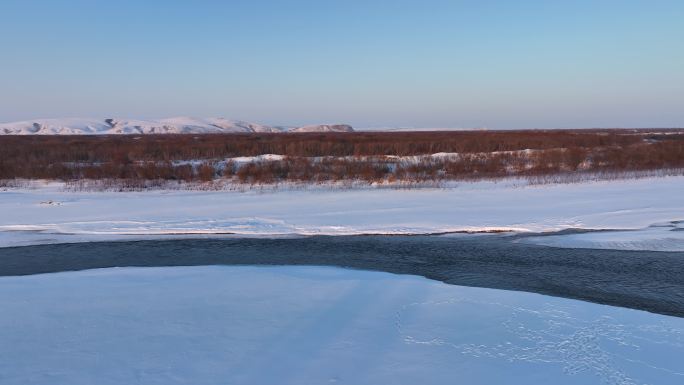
0, 265, 682, 385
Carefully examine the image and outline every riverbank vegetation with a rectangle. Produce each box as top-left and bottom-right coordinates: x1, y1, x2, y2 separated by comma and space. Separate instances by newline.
1, 129, 683, 187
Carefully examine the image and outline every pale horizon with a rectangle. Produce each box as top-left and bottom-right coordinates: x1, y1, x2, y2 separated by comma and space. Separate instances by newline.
2, 0, 683, 129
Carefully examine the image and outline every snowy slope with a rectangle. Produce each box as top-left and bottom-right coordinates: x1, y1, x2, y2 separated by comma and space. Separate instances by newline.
0, 117, 353, 135
1, 265, 682, 385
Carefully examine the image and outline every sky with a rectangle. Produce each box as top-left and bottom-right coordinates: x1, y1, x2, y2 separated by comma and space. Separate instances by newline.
1, 0, 683, 129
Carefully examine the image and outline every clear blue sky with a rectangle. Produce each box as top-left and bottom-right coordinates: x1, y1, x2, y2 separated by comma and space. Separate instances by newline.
1, 0, 683, 128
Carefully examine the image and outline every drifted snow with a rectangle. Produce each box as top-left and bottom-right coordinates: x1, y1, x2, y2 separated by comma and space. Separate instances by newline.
520, 221, 684, 252
0, 117, 354, 135
0, 265, 682, 385
1, 176, 683, 250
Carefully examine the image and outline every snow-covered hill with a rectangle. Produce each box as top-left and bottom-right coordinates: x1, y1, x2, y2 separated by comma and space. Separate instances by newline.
289, 124, 354, 133
0, 117, 354, 135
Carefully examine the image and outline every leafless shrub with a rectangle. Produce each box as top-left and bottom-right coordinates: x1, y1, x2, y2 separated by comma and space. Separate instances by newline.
2, 129, 683, 187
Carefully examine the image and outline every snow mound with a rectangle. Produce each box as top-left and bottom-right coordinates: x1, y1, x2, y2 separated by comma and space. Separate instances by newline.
521, 221, 684, 251
0, 118, 354, 135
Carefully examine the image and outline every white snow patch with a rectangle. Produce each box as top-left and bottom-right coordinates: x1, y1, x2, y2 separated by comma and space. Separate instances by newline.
229, 154, 287, 163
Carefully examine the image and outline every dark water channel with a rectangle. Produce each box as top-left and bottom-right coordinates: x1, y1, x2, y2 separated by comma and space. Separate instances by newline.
0, 234, 682, 317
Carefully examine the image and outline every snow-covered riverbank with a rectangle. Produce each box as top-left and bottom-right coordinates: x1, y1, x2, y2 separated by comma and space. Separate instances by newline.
1, 176, 683, 250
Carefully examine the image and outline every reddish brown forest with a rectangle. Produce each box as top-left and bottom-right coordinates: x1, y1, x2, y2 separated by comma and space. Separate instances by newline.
1, 130, 683, 184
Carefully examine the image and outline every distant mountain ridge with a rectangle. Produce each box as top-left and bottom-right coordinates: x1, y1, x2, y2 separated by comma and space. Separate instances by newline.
289, 124, 354, 133
0, 117, 354, 135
